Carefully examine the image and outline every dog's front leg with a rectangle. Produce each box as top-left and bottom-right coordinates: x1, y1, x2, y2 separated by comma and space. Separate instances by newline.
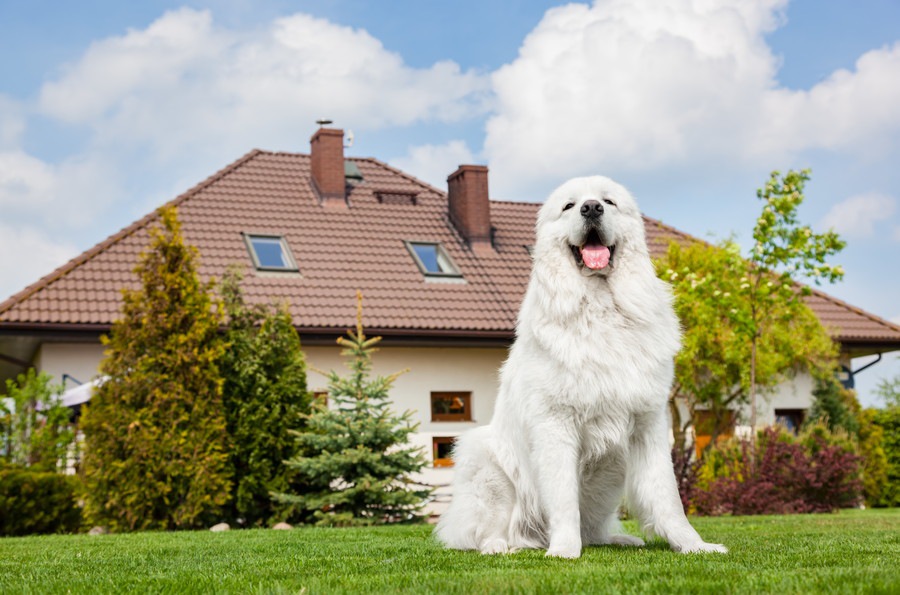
530, 419, 582, 558
626, 409, 727, 554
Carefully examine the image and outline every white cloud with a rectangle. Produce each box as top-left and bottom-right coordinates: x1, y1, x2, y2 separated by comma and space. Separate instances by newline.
38, 8, 490, 163
0, 223, 77, 303
483, 0, 900, 197
755, 42, 900, 158
390, 140, 476, 189
0, 95, 25, 150
820, 193, 897, 238
0, 150, 120, 228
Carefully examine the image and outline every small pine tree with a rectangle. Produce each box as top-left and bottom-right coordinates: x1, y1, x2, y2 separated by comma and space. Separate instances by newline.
219, 268, 313, 527
273, 293, 430, 526
80, 206, 230, 531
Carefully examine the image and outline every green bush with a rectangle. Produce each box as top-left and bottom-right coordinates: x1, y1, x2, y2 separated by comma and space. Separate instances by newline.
870, 406, 900, 507
219, 269, 313, 527
692, 424, 862, 515
0, 467, 82, 536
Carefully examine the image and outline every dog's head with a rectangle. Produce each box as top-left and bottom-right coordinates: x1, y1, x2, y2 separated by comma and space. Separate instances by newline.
535, 176, 645, 277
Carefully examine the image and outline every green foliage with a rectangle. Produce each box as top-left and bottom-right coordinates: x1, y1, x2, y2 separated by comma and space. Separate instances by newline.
80, 206, 230, 532
750, 169, 845, 284
806, 376, 860, 434
274, 294, 430, 526
219, 268, 313, 527
875, 369, 900, 408
857, 408, 890, 507
744, 169, 845, 426
1, 369, 76, 471
692, 424, 861, 515
870, 405, 900, 507
0, 467, 82, 536
657, 240, 837, 447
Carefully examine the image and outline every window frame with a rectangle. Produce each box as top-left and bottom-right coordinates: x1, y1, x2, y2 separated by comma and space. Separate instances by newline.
243, 233, 300, 272
432, 436, 457, 468
430, 391, 473, 422
774, 409, 805, 434
404, 241, 462, 278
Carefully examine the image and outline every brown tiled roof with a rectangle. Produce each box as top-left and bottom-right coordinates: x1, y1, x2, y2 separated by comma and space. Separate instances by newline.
2, 150, 899, 349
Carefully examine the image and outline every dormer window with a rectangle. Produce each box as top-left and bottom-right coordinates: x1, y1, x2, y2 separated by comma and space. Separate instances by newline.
244, 234, 299, 272
405, 241, 461, 277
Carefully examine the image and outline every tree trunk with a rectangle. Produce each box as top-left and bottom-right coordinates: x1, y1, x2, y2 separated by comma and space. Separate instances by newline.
750, 334, 758, 430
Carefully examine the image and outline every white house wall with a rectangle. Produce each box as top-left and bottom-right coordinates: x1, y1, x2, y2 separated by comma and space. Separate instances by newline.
304, 345, 507, 515
35, 340, 508, 515
33, 340, 819, 515
35, 342, 107, 390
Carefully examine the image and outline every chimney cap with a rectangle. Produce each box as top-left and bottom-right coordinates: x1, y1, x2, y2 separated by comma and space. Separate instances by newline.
316, 118, 334, 127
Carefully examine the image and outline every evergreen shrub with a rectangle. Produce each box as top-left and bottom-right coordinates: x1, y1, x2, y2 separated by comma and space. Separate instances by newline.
0, 467, 82, 536
220, 269, 313, 527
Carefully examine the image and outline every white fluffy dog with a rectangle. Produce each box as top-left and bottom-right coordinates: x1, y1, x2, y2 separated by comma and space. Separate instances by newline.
436, 176, 726, 557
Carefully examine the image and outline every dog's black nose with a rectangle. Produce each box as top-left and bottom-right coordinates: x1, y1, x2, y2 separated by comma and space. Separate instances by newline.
580, 200, 604, 219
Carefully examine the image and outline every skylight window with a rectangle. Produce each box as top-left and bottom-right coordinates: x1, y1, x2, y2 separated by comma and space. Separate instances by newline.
405, 241, 461, 277
244, 234, 298, 272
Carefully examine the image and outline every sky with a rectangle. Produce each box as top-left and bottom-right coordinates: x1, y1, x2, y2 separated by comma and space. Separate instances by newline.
1, 0, 898, 406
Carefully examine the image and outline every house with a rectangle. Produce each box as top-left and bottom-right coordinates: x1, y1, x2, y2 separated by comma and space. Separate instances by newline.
2, 127, 899, 512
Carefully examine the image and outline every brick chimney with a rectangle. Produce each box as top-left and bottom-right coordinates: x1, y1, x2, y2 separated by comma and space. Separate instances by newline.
448, 165, 493, 255
310, 127, 347, 208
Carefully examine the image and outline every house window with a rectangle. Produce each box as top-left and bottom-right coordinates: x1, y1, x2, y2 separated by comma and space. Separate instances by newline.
775, 409, 805, 434
433, 436, 457, 467
431, 392, 472, 422
405, 241, 461, 277
244, 234, 298, 271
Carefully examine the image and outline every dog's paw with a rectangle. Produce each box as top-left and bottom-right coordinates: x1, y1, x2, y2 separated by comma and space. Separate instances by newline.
605, 534, 645, 547
676, 541, 728, 554
546, 537, 582, 559
479, 538, 511, 555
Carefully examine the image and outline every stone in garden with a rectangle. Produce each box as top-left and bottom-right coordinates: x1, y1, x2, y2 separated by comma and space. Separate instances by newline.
209, 522, 230, 532
272, 522, 293, 530
88, 526, 108, 535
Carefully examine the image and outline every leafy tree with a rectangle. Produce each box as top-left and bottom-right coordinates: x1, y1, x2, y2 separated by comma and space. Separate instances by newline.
273, 293, 430, 526
219, 268, 313, 527
1, 370, 75, 471
658, 240, 837, 451
744, 169, 845, 427
80, 206, 230, 531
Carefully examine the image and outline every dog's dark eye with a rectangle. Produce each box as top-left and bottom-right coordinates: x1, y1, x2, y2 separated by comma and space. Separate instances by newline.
563, 202, 575, 212
603, 198, 616, 207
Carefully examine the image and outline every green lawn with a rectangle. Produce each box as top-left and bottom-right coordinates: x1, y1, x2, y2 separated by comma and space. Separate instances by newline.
1, 509, 897, 594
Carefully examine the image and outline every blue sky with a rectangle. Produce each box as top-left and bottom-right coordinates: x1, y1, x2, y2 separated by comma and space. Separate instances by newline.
1, 0, 899, 406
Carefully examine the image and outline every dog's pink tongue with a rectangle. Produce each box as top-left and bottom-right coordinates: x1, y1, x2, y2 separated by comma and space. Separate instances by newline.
581, 245, 610, 270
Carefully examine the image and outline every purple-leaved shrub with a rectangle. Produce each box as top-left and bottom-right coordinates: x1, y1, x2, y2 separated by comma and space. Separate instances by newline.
690, 426, 861, 516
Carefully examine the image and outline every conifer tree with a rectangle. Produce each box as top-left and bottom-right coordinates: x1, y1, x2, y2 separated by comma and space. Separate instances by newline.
273, 293, 430, 526
80, 206, 230, 531
219, 269, 313, 526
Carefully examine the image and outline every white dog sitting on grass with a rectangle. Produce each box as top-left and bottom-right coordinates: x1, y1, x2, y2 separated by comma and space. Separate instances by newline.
436, 176, 727, 558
